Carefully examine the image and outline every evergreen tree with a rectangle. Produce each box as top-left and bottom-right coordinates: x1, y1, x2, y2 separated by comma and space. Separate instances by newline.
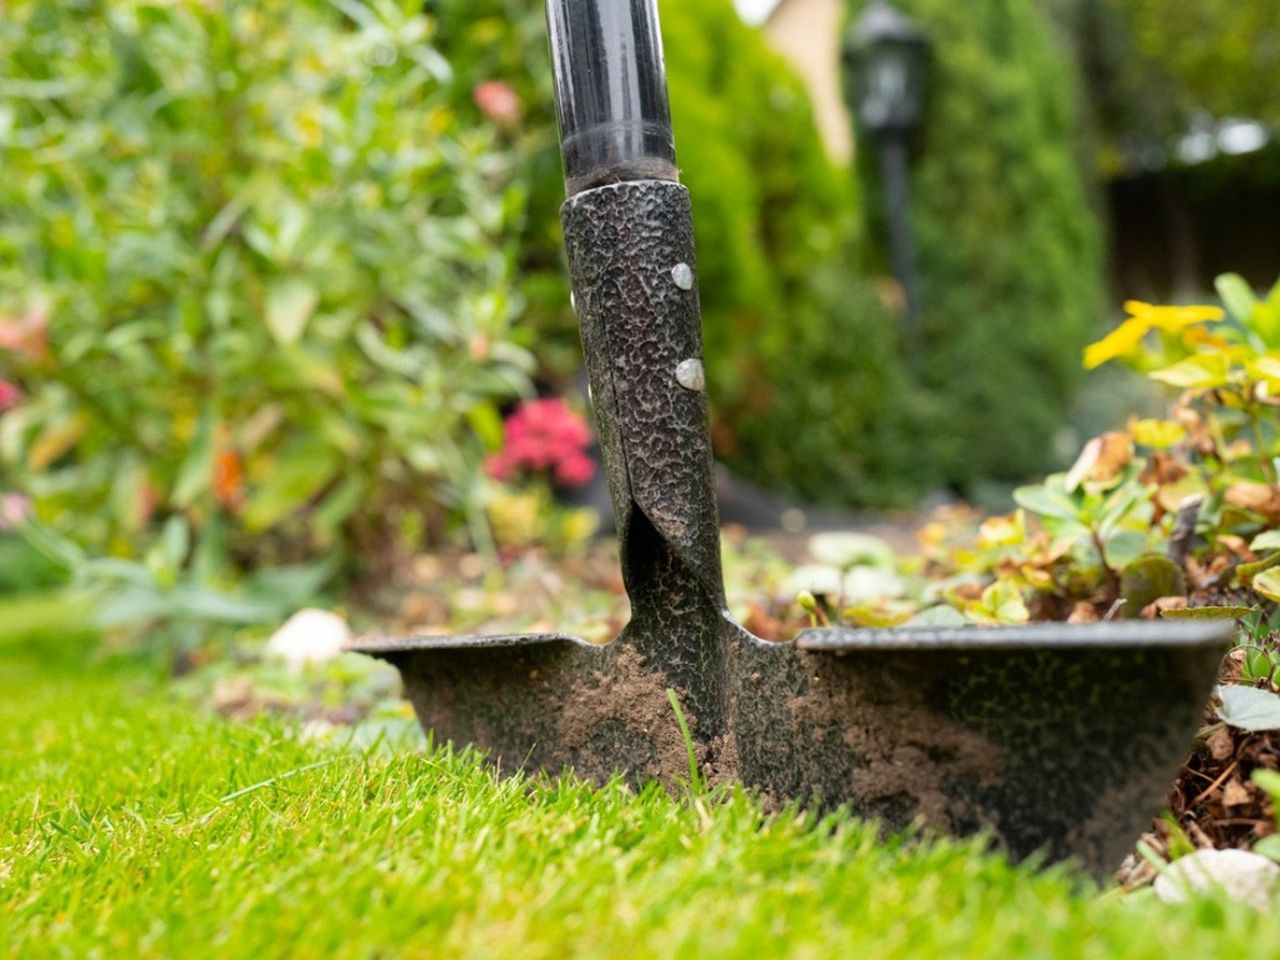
850, 0, 1104, 486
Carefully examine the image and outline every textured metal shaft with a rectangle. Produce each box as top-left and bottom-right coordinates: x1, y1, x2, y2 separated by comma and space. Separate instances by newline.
562, 179, 730, 715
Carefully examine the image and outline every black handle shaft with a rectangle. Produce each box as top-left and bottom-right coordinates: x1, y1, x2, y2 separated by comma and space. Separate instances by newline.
545, 0, 679, 196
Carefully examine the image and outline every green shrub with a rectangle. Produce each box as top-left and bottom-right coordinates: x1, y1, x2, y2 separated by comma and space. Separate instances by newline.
0, 0, 532, 571
850, 0, 1104, 488
663, 1, 925, 506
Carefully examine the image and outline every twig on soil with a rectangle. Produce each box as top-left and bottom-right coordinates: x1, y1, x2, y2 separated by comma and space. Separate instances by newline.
1191, 759, 1239, 805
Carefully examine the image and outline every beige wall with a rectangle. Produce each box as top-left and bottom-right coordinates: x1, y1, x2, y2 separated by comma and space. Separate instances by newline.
765, 0, 852, 162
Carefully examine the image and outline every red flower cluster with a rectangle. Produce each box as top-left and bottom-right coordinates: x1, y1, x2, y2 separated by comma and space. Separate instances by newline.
485, 398, 596, 488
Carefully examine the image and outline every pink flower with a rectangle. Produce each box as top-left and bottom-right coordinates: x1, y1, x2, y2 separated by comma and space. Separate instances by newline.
0, 306, 48, 360
0, 380, 22, 412
473, 81, 521, 123
485, 398, 596, 488
0, 493, 33, 532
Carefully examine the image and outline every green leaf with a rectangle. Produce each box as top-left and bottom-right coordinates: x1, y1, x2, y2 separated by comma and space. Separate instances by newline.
1103, 529, 1149, 570
1215, 272, 1257, 324
1120, 554, 1186, 618
1253, 768, 1280, 803
312, 475, 366, 534
1251, 530, 1280, 553
160, 516, 190, 571
266, 278, 319, 345
242, 443, 341, 531
1013, 480, 1080, 522
171, 585, 282, 625
1248, 563, 1280, 599
1096, 477, 1154, 537
967, 580, 1030, 625
1253, 836, 1280, 863
1218, 684, 1280, 732
172, 408, 216, 507
1148, 354, 1230, 389
466, 404, 505, 451
1241, 551, 1280, 584
244, 561, 334, 606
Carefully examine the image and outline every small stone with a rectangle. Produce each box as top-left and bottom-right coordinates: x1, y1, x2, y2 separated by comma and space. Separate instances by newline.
1153, 849, 1280, 911
842, 566, 905, 602
785, 564, 844, 597
671, 262, 694, 290
675, 358, 705, 392
808, 531, 896, 570
266, 609, 352, 669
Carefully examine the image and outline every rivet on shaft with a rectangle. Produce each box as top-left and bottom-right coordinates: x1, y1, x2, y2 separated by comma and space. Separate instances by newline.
671, 262, 694, 290
675, 358, 705, 392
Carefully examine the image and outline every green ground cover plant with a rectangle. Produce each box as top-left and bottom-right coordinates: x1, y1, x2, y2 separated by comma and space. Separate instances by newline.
792, 275, 1280, 633
5, 618, 1280, 958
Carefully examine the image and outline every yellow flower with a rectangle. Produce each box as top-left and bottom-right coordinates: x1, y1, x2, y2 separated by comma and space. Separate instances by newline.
1125, 301, 1225, 331
1083, 301, 1225, 370
1083, 316, 1148, 369
1128, 417, 1186, 450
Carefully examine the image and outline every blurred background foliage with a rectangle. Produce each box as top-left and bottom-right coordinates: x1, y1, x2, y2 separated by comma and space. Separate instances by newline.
0, 0, 533, 588
1, 0, 1278, 618
1047, 0, 1280, 154
849, 0, 1103, 491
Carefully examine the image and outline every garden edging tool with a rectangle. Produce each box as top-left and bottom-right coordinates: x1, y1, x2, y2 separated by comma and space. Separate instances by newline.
352, 0, 1232, 877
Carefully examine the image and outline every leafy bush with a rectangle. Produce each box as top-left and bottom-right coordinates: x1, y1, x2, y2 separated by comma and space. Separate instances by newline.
849, 0, 1104, 489
663, 1, 926, 506
805, 274, 1280, 631
0, 0, 532, 573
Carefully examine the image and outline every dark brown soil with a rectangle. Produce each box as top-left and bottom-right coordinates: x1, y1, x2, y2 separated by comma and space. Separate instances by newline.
555, 646, 704, 786
787, 666, 1004, 830
1118, 648, 1279, 886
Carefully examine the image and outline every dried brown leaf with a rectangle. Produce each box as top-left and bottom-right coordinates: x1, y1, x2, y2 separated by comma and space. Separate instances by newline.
1226, 482, 1280, 520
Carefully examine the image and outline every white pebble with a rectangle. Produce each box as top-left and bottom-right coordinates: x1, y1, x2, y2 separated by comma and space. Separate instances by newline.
1153, 849, 1280, 911
266, 608, 352, 669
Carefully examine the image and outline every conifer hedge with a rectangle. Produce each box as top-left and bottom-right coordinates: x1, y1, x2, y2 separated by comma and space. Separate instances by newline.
849, 0, 1104, 487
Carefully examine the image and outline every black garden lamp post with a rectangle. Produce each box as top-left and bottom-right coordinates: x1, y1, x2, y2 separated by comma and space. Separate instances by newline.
843, 1, 930, 332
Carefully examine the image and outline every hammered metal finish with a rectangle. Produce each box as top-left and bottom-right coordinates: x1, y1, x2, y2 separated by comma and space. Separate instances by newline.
561, 180, 734, 736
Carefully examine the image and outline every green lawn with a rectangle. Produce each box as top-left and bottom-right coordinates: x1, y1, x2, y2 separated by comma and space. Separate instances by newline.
3, 618, 1279, 958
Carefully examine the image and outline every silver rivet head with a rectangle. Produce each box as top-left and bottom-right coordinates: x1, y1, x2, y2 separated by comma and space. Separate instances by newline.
671, 262, 694, 290
675, 358, 705, 392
